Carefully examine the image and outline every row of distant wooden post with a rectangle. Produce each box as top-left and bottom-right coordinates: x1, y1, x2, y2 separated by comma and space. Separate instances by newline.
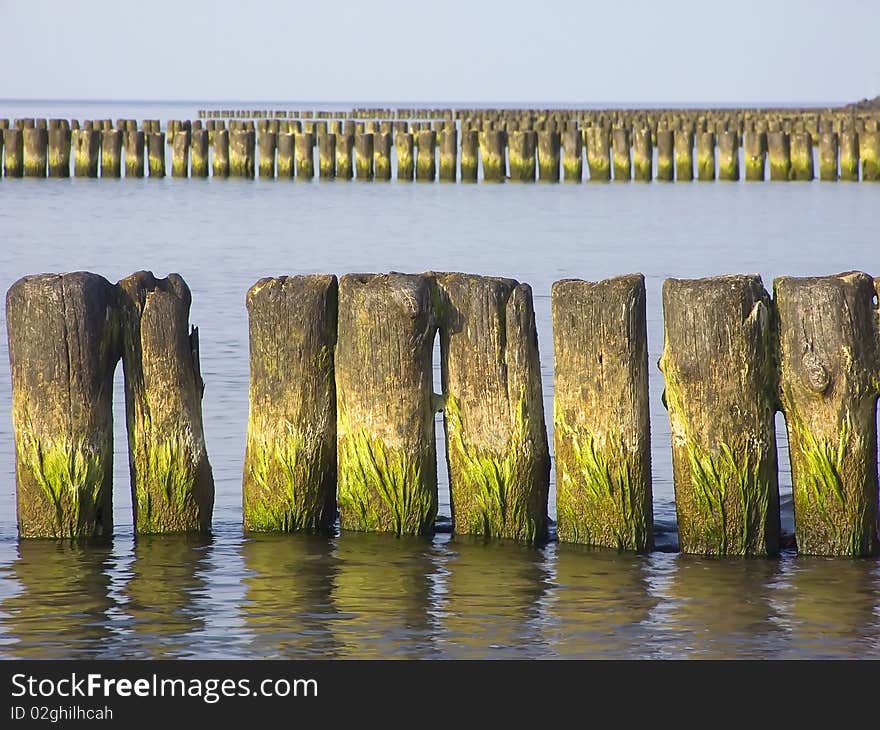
7, 270, 880, 558
1, 107, 879, 181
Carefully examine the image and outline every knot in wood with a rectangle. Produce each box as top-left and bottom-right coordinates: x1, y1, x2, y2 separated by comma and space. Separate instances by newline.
801, 350, 830, 394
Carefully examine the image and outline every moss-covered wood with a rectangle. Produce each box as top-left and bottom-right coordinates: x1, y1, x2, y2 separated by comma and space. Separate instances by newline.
632, 129, 652, 181
396, 132, 414, 180
117, 272, 214, 534
612, 128, 630, 181
537, 130, 560, 182
479, 130, 506, 182
508, 131, 536, 182
101, 129, 122, 178
460, 129, 478, 182
717, 130, 739, 180
124, 130, 144, 178
562, 128, 583, 181
743, 131, 766, 181
656, 130, 673, 181
659, 275, 780, 556
416, 130, 436, 181
319, 133, 337, 179
147, 132, 165, 178
436, 273, 550, 543
696, 131, 715, 181
354, 132, 373, 180
373, 131, 391, 180
23, 127, 47, 177
767, 131, 790, 180
774, 272, 879, 557
243, 275, 338, 532
552, 275, 653, 551
335, 273, 438, 535
258, 131, 276, 178
74, 128, 100, 178
6, 273, 121, 539
439, 128, 457, 182
212, 128, 229, 178
674, 129, 693, 181
586, 126, 610, 181
229, 129, 255, 178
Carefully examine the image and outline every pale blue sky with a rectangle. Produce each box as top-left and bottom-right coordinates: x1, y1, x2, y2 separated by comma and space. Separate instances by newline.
3, 0, 877, 104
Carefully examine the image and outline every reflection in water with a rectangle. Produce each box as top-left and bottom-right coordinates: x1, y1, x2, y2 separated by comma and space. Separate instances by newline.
331, 532, 439, 658
241, 532, 340, 658
547, 545, 657, 658
778, 558, 880, 659
121, 534, 211, 658
439, 538, 551, 659
0, 540, 116, 659
662, 556, 783, 658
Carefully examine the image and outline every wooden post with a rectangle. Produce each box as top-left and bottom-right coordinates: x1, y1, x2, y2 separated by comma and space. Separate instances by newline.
436, 273, 550, 543
277, 133, 294, 178
658, 275, 780, 556
335, 273, 438, 535
191, 129, 209, 178
674, 129, 694, 181
743, 131, 766, 181
5, 128, 25, 177
439, 128, 457, 182
295, 132, 315, 179
100, 129, 122, 178
117, 271, 214, 534
147, 132, 165, 178
212, 129, 229, 178
396, 132, 414, 180
23, 127, 48, 177
460, 129, 478, 182
538, 130, 561, 182
373, 131, 391, 180
354, 132, 373, 180
552, 275, 653, 551
243, 275, 338, 531
612, 128, 631, 181
586, 126, 611, 181
562, 128, 583, 181
717, 130, 739, 181
860, 131, 880, 181
696, 132, 715, 181
124, 130, 145, 178
335, 133, 353, 180
768, 131, 791, 181
479, 130, 506, 182
6, 273, 121, 538
230, 130, 255, 178
415, 130, 436, 181
790, 132, 814, 180
632, 128, 652, 181
48, 128, 71, 177
818, 131, 838, 181
258, 131, 276, 178
839, 131, 859, 181
656, 130, 673, 181
774, 272, 879, 556
317, 133, 336, 179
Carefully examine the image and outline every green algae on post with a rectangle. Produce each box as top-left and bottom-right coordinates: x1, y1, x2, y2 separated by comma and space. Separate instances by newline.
395, 131, 414, 180
552, 275, 653, 551
659, 275, 780, 556
373, 131, 391, 180
774, 272, 880, 557
562, 128, 583, 181
436, 273, 550, 543
6, 272, 121, 538
459, 129, 479, 182
243, 275, 338, 532
674, 129, 694, 181
479, 130, 506, 182
612, 128, 631, 181
117, 271, 214, 534
439, 128, 457, 182
335, 273, 439, 535
586, 126, 611, 181
632, 128, 652, 181
656, 130, 674, 181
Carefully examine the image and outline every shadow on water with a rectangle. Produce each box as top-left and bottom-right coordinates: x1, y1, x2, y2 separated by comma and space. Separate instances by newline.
660, 555, 783, 658
240, 532, 340, 659
330, 531, 439, 659
546, 544, 657, 658
120, 534, 212, 658
776, 557, 880, 659
437, 537, 552, 659
0, 540, 116, 659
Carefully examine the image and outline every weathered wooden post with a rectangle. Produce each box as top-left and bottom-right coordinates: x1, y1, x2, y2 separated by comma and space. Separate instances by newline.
790, 132, 813, 180
767, 131, 791, 180
552, 275, 653, 551
373, 131, 391, 180
354, 132, 373, 180
277, 133, 294, 178
212, 129, 229, 178
436, 273, 550, 543
230, 129, 255, 178
818, 132, 839, 181
117, 271, 214, 534
743, 131, 766, 181
460, 129, 479, 182
243, 275, 338, 532
586, 126, 611, 181
6, 273, 121, 538
674, 129, 694, 181
479, 130, 506, 182
507, 131, 534, 182
48, 127, 71, 177
334, 133, 353, 180
612, 128, 631, 181
100, 129, 122, 178
537, 130, 561, 182
124, 131, 145, 178
439, 128, 457, 181
335, 273, 438, 535
190, 129, 209, 178
147, 132, 165, 177
562, 128, 583, 181
656, 130, 673, 181
696, 132, 715, 181
23, 127, 48, 177
658, 275, 780, 556
74, 128, 101, 178
839, 131, 859, 181
415, 130, 436, 181
295, 132, 315, 179
396, 132, 414, 180
632, 128, 652, 181
258, 131, 276, 178
717, 130, 739, 181
774, 273, 879, 557
860, 131, 880, 181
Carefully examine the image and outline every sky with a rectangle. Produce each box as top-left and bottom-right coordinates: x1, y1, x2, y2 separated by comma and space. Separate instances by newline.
2, 0, 878, 105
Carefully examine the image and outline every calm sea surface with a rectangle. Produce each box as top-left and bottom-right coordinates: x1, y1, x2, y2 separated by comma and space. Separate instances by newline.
0, 102, 878, 659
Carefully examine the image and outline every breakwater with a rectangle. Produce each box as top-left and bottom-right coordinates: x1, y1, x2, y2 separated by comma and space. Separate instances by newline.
6, 270, 880, 558
2, 104, 880, 181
